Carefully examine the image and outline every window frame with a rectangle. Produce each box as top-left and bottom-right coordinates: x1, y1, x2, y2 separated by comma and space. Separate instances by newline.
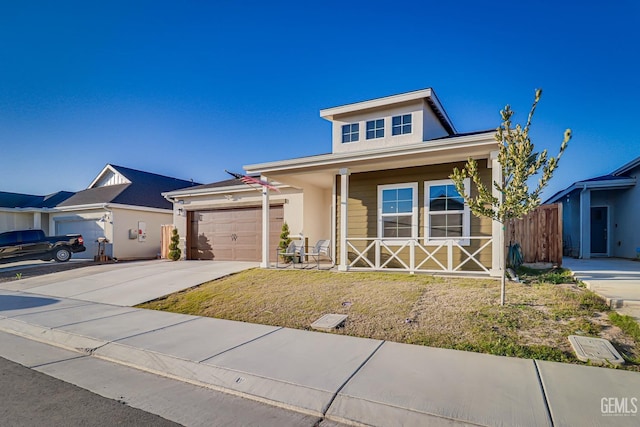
377, 182, 418, 245
341, 123, 359, 143
366, 118, 385, 140
392, 114, 412, 136
424, 178, 471, 246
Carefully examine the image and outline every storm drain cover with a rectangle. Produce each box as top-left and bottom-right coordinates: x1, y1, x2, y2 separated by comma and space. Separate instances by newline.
568, 335, 624, 365
311, 314, 348, 331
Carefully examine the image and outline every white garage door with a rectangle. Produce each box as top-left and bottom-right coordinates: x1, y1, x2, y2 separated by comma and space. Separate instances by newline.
56, 219, 104, 259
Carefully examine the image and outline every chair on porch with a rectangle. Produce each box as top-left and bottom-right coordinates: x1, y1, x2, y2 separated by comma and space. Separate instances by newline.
276, 240, 305, 268
305, 240, 333, 269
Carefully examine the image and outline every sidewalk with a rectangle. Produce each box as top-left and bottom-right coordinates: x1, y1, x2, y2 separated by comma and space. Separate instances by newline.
1, 287, 639, 426
563, 257, 640, 321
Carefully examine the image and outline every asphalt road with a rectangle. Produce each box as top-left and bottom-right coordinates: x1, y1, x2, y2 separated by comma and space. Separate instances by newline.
0, 356, 181, 427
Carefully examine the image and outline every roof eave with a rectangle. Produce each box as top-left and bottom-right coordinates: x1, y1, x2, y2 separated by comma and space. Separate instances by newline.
245, 131, 496, 174
545, 177, 637, 203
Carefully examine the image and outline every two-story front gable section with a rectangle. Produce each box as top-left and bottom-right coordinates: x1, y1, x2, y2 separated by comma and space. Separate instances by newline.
320, 88, 456, 154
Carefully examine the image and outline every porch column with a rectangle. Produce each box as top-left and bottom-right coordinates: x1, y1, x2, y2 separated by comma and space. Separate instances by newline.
261, 175, 270, 268
33, 212, 42, 229
579, 186, 591, 259
338, 168, 350, 271
489, 151, 503, 277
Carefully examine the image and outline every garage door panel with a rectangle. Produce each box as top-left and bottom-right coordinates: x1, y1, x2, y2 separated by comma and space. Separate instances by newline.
56, 219, 104, 259
189, 206, 283, 262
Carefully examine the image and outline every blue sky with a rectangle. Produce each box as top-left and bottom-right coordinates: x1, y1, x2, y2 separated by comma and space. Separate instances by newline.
1, 1, 638, 199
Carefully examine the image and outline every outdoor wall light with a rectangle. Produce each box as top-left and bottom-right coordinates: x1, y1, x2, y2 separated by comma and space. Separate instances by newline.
177, 208, 185, 216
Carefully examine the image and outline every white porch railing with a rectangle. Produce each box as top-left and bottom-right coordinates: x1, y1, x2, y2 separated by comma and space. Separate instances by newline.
345, 237, 493, 274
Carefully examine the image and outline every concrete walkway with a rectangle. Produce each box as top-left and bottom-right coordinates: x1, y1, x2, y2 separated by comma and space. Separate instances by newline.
1, 286, 639, 426
563, 257, 640, 321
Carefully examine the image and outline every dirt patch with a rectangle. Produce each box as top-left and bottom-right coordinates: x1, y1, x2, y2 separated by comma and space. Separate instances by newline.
0, 262, 101, 283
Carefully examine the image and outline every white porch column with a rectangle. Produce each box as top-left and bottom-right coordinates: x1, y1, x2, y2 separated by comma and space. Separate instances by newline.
33, 212, 42, 229
579, 186, 591, 259
261, 175, 270, 268
489, 151, 503, 277
338, 168, 350, 271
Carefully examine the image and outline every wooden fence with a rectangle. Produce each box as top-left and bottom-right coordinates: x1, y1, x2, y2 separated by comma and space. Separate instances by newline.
160, 224, 174, 259
506, 204, 563, 266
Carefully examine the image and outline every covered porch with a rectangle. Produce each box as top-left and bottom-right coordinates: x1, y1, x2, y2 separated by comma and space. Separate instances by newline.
245, 134, 503, 276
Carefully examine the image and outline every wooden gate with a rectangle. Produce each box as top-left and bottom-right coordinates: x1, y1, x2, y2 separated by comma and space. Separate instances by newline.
506, 204, 563, 266
160, 224, 174, 259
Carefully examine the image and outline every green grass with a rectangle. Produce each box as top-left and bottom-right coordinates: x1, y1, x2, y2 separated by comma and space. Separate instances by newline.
138, 268, 640, 369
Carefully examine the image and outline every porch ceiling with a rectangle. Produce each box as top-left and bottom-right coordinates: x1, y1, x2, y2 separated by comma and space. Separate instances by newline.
246, 134, 497, 190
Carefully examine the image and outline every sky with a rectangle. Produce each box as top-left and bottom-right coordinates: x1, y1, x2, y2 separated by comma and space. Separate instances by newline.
1, 1, 639, 200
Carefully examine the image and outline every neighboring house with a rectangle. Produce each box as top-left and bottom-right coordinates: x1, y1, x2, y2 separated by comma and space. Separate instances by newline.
0, 191, 74, 235
167, 88, 504, 276
1, 164, 199, 260
545, 156, 639, 259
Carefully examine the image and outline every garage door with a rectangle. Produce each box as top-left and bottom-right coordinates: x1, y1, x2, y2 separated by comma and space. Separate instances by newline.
56, 219, 104, 259
188, 206, 283, 262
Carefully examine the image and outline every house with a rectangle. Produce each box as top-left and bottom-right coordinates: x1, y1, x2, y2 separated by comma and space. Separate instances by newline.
166, 88, 504, 275
0, 191, 74, 234
1, 164, 199, 260
545, 156, 639, 259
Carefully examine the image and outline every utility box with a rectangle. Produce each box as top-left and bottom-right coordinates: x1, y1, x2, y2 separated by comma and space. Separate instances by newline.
128, 229, 138, 239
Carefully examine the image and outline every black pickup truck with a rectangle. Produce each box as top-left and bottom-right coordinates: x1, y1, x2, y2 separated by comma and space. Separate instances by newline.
0, 229, 86, 264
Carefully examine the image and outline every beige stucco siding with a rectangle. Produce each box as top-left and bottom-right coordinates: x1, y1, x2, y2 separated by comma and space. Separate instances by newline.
337, 161, 493, 271
111, 208, 172, 259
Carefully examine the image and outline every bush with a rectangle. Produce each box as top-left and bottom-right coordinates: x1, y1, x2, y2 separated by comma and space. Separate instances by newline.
168, 228, 181, 261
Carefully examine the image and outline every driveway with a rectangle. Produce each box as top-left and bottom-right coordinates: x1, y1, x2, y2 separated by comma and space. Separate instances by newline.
563, 257, 640, 321
0, 260, 258, 306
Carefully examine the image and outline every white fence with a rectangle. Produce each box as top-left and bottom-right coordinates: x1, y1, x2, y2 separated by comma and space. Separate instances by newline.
346, 237, 493, 274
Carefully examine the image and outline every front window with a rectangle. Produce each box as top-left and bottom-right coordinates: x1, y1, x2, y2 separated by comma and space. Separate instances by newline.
425, 179, 470, 244
378, 183, 418, 240
342, 123, 359, 143
366, 119, 384, 139
392, 114, 412, 135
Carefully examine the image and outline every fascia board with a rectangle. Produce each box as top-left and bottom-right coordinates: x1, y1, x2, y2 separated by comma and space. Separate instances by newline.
163, 184, 288, 199
107, 203, 172, 214
612, 156, 640, 176
319, 89, 433, 120
545, 178, 636, 203
245, 132, 496, 173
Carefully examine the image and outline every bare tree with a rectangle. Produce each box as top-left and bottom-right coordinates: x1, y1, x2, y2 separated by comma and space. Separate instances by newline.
451, 89, 571, 305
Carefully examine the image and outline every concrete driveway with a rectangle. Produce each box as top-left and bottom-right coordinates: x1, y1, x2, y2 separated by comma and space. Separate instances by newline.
0, 260, 257, 306
563, 257, 640, 321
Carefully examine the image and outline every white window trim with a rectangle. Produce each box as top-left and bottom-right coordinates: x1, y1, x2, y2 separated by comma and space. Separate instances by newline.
341, 123, 359, 144
392, 113, 413, 136
378, 182, 418, 245
366, 118, 385, 140
424, 178, 470, 246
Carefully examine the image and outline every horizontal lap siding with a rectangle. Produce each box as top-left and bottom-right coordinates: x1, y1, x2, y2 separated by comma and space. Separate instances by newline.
337, 161, 493, 271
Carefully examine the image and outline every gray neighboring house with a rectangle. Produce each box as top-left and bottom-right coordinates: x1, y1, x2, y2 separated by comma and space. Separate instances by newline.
1, 164, 199, 260
545, 155, 640, 259
0, 191, 75, 235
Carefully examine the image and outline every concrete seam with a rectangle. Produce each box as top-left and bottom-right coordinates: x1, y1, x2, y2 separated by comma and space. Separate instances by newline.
198, 327, 284, 362
533, 360, 555, 427
321, 340, 386, 417
28, 354, 90, 369
48, 308, 139, 328
111, 317, 201, 343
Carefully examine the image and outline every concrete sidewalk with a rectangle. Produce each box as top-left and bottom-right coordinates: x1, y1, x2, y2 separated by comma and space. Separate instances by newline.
564, 257, 640, 321
1, 288, 639, 426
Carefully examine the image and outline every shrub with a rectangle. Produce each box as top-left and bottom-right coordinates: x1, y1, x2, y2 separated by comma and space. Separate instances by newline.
168, 228, 181, 261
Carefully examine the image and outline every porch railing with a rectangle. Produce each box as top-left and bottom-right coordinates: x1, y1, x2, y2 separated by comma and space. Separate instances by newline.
345, 237, 493, 274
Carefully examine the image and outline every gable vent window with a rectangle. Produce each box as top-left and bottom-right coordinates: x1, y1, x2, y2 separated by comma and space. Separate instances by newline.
392, 114, 412, 136
342, 123, 359, 143
366, 119, 384, 139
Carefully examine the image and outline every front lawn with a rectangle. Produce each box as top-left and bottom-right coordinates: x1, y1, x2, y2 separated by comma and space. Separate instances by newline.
138, 268, 640, 369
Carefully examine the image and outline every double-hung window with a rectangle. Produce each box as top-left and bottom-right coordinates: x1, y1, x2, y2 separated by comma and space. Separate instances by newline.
342, 123, 359, 143
378, 183, 418, 241
392, 114, 412, 135
366, 119, 384, 139
424, 179, 470, 245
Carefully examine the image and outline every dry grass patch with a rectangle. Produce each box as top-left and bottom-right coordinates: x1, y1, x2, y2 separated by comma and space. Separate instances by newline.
138, 268, 640, 369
